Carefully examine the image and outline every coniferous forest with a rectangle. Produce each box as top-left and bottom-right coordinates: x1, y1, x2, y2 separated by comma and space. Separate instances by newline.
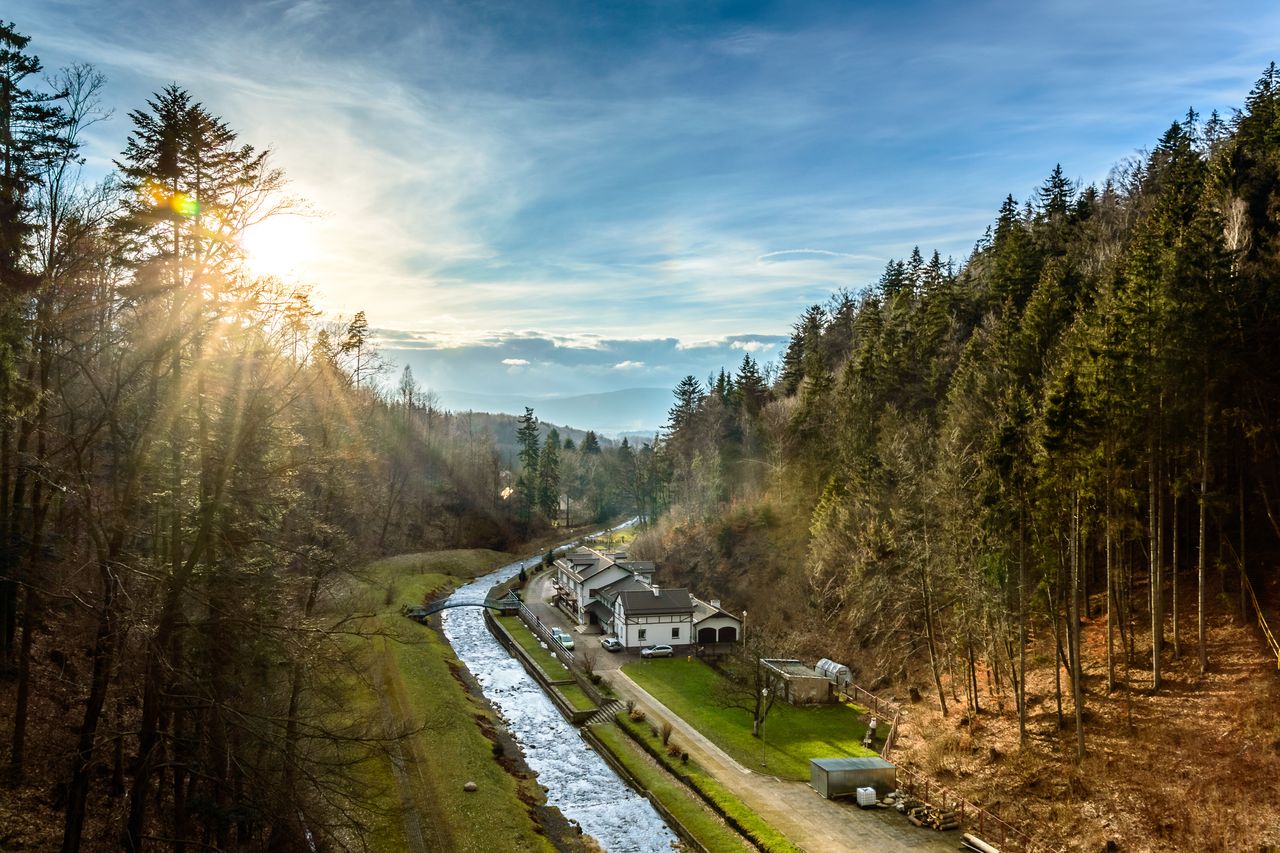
633, 64, 1280, 847
5, 10, 1280, 852
0, 22, 650, 851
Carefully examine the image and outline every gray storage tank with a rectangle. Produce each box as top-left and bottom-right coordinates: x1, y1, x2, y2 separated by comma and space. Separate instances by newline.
809, 756, 897, 799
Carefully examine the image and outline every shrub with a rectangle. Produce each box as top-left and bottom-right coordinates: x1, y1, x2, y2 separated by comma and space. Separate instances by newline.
625, 699, 635, 714
629, 708, 646, 723
666, 742, 682, 758
660, 721, 673, 746
681, 751, 689, 763
492, 741, 505, 758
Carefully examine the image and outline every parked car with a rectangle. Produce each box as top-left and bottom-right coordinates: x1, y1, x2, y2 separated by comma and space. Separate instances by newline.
553, 629, 574, 650
600, 636, 623, 652
640, 644, 673, 659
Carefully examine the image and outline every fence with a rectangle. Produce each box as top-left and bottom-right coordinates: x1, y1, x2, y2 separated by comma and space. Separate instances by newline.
838, 684, 903, 759
518, 603, 577, 668
1241, 569, 1280, 669
896, 764, 1062, 853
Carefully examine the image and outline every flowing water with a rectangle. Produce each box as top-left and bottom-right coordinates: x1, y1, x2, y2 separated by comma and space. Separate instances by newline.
441, 535, 678, 852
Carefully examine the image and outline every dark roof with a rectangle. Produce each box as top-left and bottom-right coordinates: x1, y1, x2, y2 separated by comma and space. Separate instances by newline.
586, 600, 614, 621
597, 576, 651, 604
617, 560, 655, 573
619, 587, 695, 615
810, 757, 895, 772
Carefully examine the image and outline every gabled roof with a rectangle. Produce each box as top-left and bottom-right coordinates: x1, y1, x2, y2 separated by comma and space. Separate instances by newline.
617, 560, 655, 574
619, 587, 695, 616
692, 597, 740, 624
597, 576, 651, 605
555, 547, 619, 582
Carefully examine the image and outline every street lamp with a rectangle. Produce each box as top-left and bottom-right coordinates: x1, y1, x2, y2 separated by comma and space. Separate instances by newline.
760, 687, 769, 768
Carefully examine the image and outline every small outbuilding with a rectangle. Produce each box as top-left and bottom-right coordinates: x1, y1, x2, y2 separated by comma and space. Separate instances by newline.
760, 659, 832, 705
809, 756, 897, 799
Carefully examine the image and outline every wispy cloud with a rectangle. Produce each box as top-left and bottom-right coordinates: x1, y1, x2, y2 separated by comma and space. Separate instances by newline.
502, 358, 530, 366
9, 0, 1274, 350
613, 360, 645, 370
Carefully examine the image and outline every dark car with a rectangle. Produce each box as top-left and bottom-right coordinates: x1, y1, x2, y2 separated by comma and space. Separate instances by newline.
600, 636, 623, 652
640, 644, 673, 659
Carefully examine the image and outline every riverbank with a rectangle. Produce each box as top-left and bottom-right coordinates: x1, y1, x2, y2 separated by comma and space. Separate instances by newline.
339, 548, 593, 853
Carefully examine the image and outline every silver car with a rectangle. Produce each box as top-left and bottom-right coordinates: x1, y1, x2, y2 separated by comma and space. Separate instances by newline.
640, 644, 673, 659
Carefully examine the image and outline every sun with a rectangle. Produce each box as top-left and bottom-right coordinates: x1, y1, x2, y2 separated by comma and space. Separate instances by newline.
238, 215, 314, 278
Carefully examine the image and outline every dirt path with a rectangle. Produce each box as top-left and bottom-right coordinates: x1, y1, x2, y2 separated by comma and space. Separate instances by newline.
524, 571, 950, 852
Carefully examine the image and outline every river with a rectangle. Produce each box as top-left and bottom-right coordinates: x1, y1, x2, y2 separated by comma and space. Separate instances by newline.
440, 535, 679, 852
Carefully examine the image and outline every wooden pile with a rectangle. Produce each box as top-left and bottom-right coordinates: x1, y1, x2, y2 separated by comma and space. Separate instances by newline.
901, 798, 959, 831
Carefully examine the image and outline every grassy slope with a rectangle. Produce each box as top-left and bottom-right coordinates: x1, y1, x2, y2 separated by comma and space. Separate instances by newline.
623, 658, 876, 780
614, 713, 803, 853
341, 549, 555, 853
589, 723, 754, 853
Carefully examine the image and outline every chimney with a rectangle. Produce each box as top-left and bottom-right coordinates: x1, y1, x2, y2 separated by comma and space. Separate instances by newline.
652, 584, 660, 597
711, 599, 720, 609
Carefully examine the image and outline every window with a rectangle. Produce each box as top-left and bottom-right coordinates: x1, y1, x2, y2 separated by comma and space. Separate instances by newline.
672, 627, 680, 639
638, 629, 646, 641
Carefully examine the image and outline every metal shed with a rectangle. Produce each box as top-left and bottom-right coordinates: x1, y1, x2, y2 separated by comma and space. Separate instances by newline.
809, 757, 897, 799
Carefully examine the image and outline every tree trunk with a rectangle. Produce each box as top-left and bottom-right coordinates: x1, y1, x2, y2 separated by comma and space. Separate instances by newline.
1105, 484, 1115, 692
1071, 492, 1085, 761
1149, 451, 1162, 691
1171, 491, 1179, 658
1198, 387, 1209, 674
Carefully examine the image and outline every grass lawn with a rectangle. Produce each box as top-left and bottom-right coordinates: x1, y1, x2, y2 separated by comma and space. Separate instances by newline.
497, 615, 575, 680
557, 682, 597, 713
614, 714, 803, 853
337, 549, 554, 852
623, 658, 877, 781
589, 724, 754, 853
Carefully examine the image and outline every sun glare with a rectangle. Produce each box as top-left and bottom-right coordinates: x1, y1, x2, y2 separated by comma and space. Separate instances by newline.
238, 215, 313, 278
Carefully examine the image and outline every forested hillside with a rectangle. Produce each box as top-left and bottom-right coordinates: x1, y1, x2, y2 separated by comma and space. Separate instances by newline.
0, 23, 649, 850
635, 65, 1280, 848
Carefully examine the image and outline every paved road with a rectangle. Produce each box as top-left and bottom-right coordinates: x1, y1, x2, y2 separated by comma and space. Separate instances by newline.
524, 572, 954, 853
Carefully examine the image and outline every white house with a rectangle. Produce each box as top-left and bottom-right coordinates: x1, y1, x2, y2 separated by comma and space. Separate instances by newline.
612, 585, 697, 648
552, 547, 654, 625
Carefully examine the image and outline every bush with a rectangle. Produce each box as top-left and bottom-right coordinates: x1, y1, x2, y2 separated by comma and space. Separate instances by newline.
629, 708, 646, 723
625, 699, 635, 714
681, 751, 689, 763
492, 741, 505, 758
665, 741, 682, 758
660, 721, 673, 746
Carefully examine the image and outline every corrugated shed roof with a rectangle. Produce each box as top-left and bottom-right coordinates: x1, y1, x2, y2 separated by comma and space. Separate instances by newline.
810, 757, 895, 771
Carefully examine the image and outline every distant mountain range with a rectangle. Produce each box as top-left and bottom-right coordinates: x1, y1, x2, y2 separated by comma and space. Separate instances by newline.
437, 387, 671, 437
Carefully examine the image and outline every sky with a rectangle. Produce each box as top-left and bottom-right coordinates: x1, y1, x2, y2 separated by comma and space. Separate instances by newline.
8, 0, 1278, 429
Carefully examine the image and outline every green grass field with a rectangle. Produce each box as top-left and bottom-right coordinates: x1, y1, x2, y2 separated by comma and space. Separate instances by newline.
623, 658, 876, 780
589, 724, 754, 853
614, 713, 803, 853
496, 615, 575, 680
339, 549, 555, 852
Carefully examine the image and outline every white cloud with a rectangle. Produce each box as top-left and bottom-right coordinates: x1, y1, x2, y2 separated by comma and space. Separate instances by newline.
731, 340, 776, 353
613, 361, 646, 370
502, 358, 530, 366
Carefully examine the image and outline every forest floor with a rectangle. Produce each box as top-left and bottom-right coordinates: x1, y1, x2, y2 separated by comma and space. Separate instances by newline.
891, 586, 1280, 853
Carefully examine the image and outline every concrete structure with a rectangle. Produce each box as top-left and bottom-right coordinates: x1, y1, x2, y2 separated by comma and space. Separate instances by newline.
760, 659, 832, 705
809, 757, 898, 799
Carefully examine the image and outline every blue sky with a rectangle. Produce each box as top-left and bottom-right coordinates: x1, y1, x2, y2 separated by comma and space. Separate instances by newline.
8, 0, 1277, 427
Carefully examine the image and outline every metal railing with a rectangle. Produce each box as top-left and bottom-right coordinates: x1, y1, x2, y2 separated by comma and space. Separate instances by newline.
837, 684, 903, 759
518, 603, 576, 668
896, 764, 1062, 853
1241, 568, 1280, 669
